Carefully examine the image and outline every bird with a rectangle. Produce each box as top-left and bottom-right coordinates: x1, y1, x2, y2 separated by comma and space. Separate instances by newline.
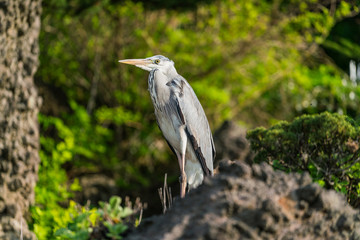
119, 55, 215, 198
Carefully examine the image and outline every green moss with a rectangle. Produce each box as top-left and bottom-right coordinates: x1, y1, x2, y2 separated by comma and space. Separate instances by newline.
247, 112, 360, 207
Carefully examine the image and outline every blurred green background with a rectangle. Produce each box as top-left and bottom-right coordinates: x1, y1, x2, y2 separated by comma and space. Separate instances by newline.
30, 0, 360, 238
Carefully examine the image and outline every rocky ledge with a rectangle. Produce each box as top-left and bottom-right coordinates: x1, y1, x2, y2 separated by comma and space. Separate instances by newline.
126, 160, 360, 240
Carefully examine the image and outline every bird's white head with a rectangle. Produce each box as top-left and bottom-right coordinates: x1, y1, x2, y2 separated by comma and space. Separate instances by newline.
119, 55, 177, 76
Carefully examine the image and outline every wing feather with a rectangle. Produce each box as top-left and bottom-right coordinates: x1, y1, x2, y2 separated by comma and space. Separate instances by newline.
168, 76, 215, 176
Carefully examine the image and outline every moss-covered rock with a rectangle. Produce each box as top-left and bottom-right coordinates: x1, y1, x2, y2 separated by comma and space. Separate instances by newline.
247, 112, 360, 207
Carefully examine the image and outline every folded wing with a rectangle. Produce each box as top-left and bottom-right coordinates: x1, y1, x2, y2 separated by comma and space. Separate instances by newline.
166, 76, 215, 176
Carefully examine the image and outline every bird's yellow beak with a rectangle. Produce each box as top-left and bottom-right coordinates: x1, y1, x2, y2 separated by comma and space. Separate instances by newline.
118, 59, 152, 66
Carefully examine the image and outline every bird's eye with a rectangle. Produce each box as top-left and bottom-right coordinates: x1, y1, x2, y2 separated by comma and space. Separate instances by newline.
154, 59, 160, 64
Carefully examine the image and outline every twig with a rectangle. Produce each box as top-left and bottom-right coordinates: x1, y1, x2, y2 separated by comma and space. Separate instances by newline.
167, 185, 173, 209
158, 173, 172, 214
138, 208, 143, 226
163, 173, 167, 214
158, 187, 165, 213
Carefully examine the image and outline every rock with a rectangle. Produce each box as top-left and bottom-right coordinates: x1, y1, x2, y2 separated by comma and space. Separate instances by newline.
316, 189, 347, 211
0, 199, 5, 213
0, 0, 41, 239
218, 159, 252, 178
336, 214, 354, 231
295, 183, 321, 203
126, 160, 360, 240
213, 121, 253, 166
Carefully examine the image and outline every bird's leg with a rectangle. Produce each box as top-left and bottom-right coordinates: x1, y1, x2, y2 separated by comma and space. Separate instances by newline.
180, 154, 187, 198
177, 127, 187, 198
176, 151, 187, 198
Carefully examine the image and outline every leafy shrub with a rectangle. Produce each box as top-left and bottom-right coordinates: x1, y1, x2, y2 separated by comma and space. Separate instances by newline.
247, 112, 360, 207
53, 201, 97, 240
30, 106, 125, 239
35, 1, 360, 200
32, 1, 360, 235
55, 196, 142, 240
30, 113, 85, 239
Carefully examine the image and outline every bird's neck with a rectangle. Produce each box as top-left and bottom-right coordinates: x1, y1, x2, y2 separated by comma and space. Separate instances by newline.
165, 67, 178, 80
148, 68, 177, 108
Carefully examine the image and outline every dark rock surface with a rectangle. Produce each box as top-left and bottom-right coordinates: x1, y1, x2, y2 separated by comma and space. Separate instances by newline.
213, 121, 253, 166
0, 0, 42, 239
126, 160, 360, 240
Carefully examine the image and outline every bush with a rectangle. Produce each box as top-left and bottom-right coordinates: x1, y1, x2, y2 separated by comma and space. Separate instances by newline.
247, 112, 360, 207
30, 108, 140, 239
54, 196, 142, 240
35, 0, 360, 199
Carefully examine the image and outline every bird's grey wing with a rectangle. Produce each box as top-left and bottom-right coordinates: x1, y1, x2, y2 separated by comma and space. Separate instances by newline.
167, 77, 215, 176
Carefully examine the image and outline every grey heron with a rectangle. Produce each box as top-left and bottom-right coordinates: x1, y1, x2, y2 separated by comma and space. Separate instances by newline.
119, 55, 215, 198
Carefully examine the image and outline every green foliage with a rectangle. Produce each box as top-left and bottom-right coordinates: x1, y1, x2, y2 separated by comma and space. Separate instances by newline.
31, 108, 141, 239
54, 197, 135, 240
247, 112, 360, 207
98, 196, 133, 221
135, 0, 215, 10
323, 37, 360, 59
31, 105, 114, 239
36, 0, 360, 178
31, 0, 360, 236
98, 196, 133, 239
54, 202, 95, 240
30, 114, 83, 239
